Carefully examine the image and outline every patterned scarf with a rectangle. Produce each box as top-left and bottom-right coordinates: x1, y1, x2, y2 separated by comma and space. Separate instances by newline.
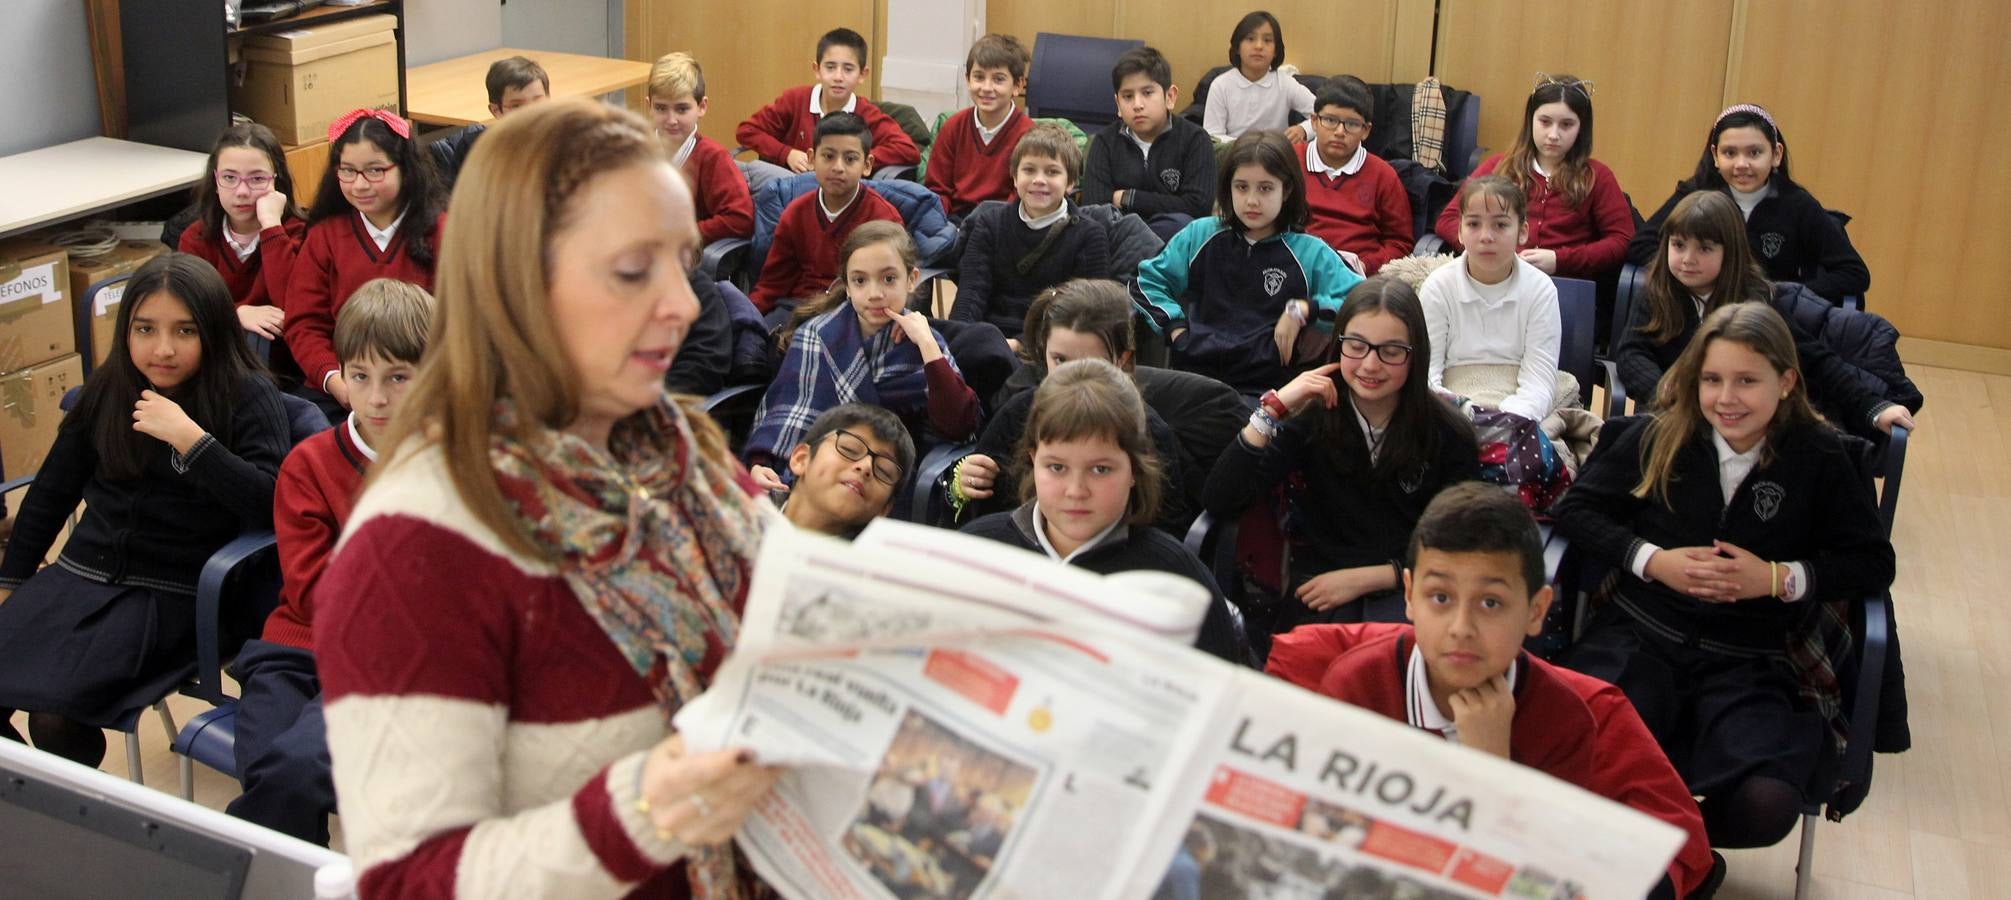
489, 395, 767, 899
744, 301, 956, 463
1411, 77, 1447, 175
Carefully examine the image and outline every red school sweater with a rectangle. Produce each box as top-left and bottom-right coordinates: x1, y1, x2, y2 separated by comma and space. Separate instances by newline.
685, 133, 754, 244
923, 105, 1033, 217
1266, 622, 1716, 898
1434, 154, 1635, 278
178, 218, 307, 309
284, 211, 445, 390
1302, 150, 1414, 275
748, 187, 902, 313
262, 416, 368, 652
734, 85, 921, 171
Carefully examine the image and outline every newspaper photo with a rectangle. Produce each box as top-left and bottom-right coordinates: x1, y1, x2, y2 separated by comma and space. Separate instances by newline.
674, 520, 1684, 900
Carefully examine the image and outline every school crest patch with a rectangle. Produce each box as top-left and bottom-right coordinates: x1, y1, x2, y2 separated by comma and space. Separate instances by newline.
1759, 232, 1785, 259
1752, 481, 1785, 521
1262, 267, 1288, 296
1159, 169, 1182, 191
1399, 465, 1427, 495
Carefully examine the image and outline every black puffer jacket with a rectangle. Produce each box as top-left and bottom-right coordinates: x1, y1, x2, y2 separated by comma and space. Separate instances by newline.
1771, 284, 1925, 416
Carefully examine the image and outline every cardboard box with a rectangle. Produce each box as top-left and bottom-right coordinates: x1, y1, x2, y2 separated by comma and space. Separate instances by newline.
66, 240, 169, 368
231, 15, 400, 146
0, 239, 74, 375
0, 354, 83, 481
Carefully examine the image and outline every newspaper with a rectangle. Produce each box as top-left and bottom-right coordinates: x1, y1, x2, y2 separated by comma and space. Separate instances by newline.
674, 520, 1684, 900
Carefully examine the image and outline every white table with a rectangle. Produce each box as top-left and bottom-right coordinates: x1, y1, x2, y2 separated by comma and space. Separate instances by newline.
0, 138, 210, 240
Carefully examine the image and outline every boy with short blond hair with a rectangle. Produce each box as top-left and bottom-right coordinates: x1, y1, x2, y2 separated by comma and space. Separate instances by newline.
736, 27, 920, 176
924, 34, 1034, 218
1266, 483, 1718, 900
227, 278, 436, 846
648, 51, 753, 243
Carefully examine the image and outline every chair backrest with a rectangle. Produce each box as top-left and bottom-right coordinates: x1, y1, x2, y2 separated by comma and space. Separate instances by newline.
1026, 33, 1144, 130
1553, 277, 1598, 406
1442, 90, 1482, 181
1613, 263, 1647, 357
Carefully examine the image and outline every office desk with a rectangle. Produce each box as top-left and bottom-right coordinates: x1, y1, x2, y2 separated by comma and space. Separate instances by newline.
0, 138, 208, 240
405, 48, 653, 127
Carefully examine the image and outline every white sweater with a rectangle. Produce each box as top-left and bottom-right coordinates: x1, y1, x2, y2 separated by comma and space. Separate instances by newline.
1421, 256, 1562, 421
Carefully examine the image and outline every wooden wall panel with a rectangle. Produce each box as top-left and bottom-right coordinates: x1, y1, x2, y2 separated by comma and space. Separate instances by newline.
1432, 0, 1735, 209
629, 0, 879, 146
985, 0, 1119, 54
1728, 0, 2011, 349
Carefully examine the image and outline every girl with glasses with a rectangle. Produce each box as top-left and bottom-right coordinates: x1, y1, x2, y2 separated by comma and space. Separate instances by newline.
286, 108, 448, 419
179, 123, 304, 347
1432, 73, 1635, 282
1204, 277, 1477, 653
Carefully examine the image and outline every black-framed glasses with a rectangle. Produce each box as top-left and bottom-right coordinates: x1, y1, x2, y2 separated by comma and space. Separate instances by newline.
1337, 336, 1413, 365
1311, 114, 1368, 134
830, 429, 904, 486
216, 171, 275, 190
334, 164, 398, 184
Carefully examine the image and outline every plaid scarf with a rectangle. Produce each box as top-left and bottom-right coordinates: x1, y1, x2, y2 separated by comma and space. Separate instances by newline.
489, 395, 767, 900
1411, 77, 1447, 175
746, 301, 958, 464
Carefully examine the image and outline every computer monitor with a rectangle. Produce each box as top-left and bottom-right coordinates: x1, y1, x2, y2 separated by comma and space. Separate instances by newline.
0, 738, 348, 898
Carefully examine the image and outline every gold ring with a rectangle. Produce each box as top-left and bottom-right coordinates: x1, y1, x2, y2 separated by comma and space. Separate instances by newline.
689, 791, 715, 818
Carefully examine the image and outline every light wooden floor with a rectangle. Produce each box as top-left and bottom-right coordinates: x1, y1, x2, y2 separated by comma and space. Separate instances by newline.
5, 364, 2007, 897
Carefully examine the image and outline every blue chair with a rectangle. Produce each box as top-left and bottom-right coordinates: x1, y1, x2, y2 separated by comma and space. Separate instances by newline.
1554, 275, 1623, 417
1026, 34, 1144, 131
905, 441, 976, 525
160, 393, 328, 799
701, 382, 767, 457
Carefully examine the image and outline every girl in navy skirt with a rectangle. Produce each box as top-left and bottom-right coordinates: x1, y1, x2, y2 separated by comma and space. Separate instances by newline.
1554, 302, 1894, 849
0, 253, 289, 766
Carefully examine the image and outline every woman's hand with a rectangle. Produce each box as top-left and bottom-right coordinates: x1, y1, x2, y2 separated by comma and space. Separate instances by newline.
749, 465, 788, 493
1874, 405, 1914, 434
1274, 362, 1345, 416
255, 190, 290, 230
132, 390, 206, 454
1517, 248, 1558, 274
1294, 564, 1392, 611
958, 454, 999, 501
237, 304, 285, 339
889, 311, 943, 362
639, 734, 784, 847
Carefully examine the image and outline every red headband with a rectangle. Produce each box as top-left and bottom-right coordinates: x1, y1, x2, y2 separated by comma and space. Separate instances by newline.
328, 108, 412, 145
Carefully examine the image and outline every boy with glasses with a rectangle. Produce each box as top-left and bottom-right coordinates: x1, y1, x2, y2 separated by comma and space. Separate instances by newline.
777, 404, 915, 539
1301, 78, 1412, 275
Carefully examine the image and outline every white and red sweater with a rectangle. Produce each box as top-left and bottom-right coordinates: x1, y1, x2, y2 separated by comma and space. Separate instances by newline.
316, 442, 747, 898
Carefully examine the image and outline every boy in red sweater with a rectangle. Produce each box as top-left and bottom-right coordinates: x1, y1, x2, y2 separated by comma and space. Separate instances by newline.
1265, 483, 1720, 900
224, 278, 435, 846
648, 51, 753, 245
736, 27, 919, 177
1301, 77, 1413, 275
749, 112, 902, 315
923, 33, 1033, 219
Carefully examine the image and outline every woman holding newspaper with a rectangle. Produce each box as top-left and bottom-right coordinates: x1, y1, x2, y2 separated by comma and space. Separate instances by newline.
312, 99, 782, 898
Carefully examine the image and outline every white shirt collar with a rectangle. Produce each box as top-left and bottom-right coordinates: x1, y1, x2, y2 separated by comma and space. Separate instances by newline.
1121, 125, 1157, 159
345, 412, 379, 462
1018, 199, 1069, 230
360, 209, 406, 252
223, 225, 262, 261
1532, 158, 1552, 179
1307, 140, 1366, 177
1406, 645, 1518, 743
975, 103, 1017, 145
1030, 500, 1123, 564
1711, 430, 1766, 505
1226, 68, 1276, 89
819, 183, 862, 220
809, 84, 859, 116
1349, 394, 1388, 464
671, 132, 698, 168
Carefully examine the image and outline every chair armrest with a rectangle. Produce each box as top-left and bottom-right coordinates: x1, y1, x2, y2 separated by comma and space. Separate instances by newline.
1412, 233, 1446, 257
700, 238, 751, 282
192, 531, 278, 705
1596, 358, 1627, 420
1183, 510, 1217, 559
1878, 425, 1907, 537
1839, 591, 1890, 807
870, 165, 917, 183
701, 382, 764, 414
909, 442, 973, 524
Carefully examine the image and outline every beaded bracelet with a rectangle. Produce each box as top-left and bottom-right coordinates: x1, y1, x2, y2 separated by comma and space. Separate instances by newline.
1247, 407, 1281, 440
